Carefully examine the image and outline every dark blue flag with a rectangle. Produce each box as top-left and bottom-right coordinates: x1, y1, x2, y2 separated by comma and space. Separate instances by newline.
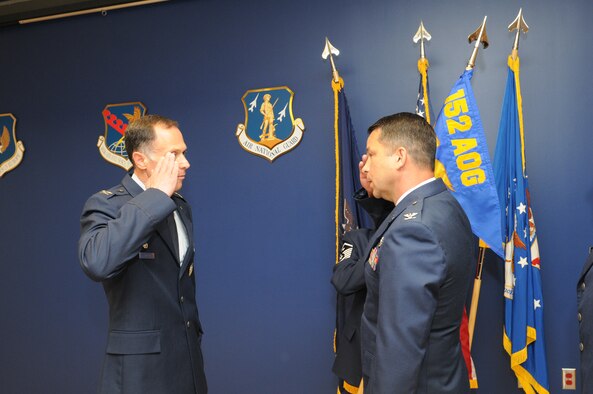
334, 79, 371, 243
332, 77, 371, 394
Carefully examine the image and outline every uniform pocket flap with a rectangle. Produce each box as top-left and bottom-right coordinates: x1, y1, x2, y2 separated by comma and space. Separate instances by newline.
106, 329, 161, 355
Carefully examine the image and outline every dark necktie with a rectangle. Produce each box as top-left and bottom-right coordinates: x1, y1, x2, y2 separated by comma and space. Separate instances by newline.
167, 212, 179, 260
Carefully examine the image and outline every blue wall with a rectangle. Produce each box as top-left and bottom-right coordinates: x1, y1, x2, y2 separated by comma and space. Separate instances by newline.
0, 0, 590, 392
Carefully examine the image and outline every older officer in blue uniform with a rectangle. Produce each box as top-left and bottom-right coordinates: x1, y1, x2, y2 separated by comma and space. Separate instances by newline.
79, 115, 207, 394
578, 249, 593, 392
360, 113, 475, 393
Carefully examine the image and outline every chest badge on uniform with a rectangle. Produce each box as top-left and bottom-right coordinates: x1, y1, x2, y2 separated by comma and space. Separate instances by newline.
188, 263, 194, 277
235, 86, 305, 162
368, 237, 384, 271
403, 212, 418, 221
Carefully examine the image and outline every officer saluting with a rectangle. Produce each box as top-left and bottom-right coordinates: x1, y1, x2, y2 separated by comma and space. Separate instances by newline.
78, 115, 207, 394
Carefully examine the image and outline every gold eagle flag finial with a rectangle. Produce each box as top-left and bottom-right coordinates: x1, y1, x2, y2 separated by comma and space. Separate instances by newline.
509, 8, 529, 60
0, 126, 10, 153
322, 37, 341, 83
466, 16, 489, 71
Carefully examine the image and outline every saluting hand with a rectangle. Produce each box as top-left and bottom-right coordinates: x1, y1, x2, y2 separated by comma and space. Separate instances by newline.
145, 152, 179, 197
359, 154, 374, 197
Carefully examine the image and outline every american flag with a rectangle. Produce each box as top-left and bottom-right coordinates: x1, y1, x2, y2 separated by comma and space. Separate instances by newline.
415, 58, 432, 124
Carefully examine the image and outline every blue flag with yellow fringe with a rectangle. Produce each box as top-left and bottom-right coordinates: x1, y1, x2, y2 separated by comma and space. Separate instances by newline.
425, 63, 478, 389
332, 77, 371, 394
434, 69, 504, 259
334, 78, 371, 240
494, 55, 549, 394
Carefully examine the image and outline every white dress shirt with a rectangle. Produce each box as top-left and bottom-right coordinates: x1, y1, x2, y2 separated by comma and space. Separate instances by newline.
132, 173, 189, 264
396, 177, 437, 206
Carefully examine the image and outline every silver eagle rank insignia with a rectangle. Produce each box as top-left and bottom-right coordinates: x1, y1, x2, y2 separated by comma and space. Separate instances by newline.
403, 212, 418, 221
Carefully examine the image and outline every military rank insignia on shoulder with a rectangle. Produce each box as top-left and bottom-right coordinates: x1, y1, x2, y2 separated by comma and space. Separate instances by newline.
235, 86, 305, 162
0, 114, 25, 178
98, 186, 126, 198
368, 237, 384, 271
339, 242, 353, 262
403, 212, 419, 221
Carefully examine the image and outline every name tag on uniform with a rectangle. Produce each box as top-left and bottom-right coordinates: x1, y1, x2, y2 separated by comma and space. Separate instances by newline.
139, 252, 156, 259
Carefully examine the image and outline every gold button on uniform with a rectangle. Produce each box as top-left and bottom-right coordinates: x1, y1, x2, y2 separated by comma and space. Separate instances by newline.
142, 243, 149, 249
582, 282, 587, 290
580, 343, 584, 351
578, 313, 582, 322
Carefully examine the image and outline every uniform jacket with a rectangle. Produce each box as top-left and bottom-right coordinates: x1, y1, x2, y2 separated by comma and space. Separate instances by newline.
331, 192, 394, 387
577, 250, 593, 392
78, 174, 207, 394
332, 227, 373, 387
361, 179, 475, 394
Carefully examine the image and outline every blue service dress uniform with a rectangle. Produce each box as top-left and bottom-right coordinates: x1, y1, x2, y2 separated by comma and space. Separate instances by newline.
361, 179, 475, 394
578, 249, 593, 392
78, 174, 207, 394
331, 191, 394, 389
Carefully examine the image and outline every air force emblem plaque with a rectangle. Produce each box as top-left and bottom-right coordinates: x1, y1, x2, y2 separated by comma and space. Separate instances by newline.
0, 114, 25, 178
236, 86, 305, 162
97, 102, 146, 170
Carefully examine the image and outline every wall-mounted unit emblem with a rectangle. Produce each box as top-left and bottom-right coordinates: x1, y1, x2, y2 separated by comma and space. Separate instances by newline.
0, 114, 25, 178
97, 102, 146, 170
236, 86, 305, 162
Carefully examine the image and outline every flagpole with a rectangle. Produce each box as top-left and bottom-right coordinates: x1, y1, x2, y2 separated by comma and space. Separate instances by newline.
413, 21, 432, 124
499, 11, 549, 392
468, 241, 486, 349
463, 16, 490, 348
466, 16, 489, 71
323, 38, 366, 394
322, 38, 342, 264
509, 8, 529, 61
507, 9, 529, 176
323, 37, 341, 84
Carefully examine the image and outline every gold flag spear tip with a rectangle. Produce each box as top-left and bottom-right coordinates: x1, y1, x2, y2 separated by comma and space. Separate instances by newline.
322, 37, 341, 83
508, 8, 529, 60
466, 16, 489, 71
413, 21, 432, 59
